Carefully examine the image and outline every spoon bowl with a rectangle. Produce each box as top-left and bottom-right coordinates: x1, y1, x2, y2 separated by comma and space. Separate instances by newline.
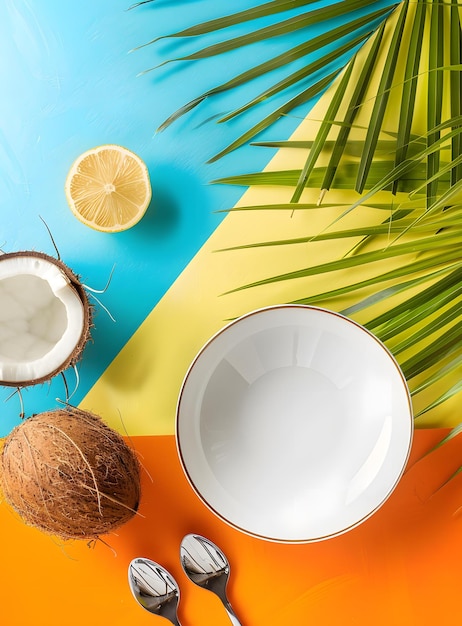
180, 534, 242, 626
128, 557, 182, 626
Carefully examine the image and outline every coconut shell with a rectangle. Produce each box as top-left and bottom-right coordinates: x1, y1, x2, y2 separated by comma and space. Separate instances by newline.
0, 407, 141, 539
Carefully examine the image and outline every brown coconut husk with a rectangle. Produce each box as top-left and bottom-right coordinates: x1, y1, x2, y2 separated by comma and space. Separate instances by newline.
0, 250, 92, 387
0, 407, 141, 539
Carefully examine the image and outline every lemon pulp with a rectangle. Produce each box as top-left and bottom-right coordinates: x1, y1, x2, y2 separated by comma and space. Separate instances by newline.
65, 144, 151, 233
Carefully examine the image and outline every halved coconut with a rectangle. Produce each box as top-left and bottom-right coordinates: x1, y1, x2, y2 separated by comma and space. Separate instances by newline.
0, 251, 91, 386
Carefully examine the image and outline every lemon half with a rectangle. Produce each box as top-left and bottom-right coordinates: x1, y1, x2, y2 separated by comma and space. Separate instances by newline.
65, 144, 152, 233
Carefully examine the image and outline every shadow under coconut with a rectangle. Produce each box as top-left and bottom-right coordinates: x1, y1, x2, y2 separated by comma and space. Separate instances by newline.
112, 435, 221, 567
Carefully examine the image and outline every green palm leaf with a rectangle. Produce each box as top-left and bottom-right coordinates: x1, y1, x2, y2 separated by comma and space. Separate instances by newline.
155, 5, 393, 141
290, 61, 356, 203
150, 0, 387, 63
413, 354, 462, 398
339, 264, 460, 315
213, 159, 446, 191
321, 20, 387, 195
355, 0, 409, 193
392, 301, 461, 356
141, 1, 397, 144
392, 0, 426, 193
400, 320, 462, 380
138, 0, 395, 51
141, 0, 462, 421
133, 0, 331, 46
218, 30, 366, 125
416, 380, 462, 418
450, 1, 462, 184
223, 232, 460, 292
209, 70, 340, 162
366, 267, 462, 337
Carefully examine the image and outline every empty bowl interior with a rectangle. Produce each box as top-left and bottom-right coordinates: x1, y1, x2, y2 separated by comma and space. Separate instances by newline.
176, 306, 413, 542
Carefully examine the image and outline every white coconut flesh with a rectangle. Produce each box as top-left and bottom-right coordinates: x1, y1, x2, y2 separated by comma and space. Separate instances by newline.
0, 255, 85, 384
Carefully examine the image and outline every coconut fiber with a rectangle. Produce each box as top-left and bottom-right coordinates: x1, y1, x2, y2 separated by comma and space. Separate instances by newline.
0, 407, 141, 539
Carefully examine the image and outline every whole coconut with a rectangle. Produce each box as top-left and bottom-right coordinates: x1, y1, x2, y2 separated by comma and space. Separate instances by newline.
0, 407, 141, 539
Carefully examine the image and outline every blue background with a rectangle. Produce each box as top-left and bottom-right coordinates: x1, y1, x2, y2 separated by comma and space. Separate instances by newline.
0, 0, 395, 436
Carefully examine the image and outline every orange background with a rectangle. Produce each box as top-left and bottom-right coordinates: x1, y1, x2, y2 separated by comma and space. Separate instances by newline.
1, 428, 462, 626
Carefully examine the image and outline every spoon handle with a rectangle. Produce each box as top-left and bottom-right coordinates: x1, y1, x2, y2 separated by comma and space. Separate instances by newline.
222, 600, 242, 626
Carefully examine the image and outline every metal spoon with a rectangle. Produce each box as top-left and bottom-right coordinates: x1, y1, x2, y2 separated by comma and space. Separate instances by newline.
128, 557, 183, 626
180, 534, 243, 626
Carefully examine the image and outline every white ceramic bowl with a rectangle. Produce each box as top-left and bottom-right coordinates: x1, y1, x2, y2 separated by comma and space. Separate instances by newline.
176, 305, 413, 542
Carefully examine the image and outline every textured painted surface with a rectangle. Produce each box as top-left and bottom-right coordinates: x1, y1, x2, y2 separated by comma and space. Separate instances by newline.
0, 2, 459, 625
0, 0, 324, 434
1, 430, 462, 625
81, 64, 460, 435
0, 0, 397, 435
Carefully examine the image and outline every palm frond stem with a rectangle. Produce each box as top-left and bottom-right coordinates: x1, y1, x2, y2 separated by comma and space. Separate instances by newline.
392, 0, 426, 193
355, 0, 409, 193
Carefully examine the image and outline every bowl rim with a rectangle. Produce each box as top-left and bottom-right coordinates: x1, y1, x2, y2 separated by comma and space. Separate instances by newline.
175, 304, 414, 543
